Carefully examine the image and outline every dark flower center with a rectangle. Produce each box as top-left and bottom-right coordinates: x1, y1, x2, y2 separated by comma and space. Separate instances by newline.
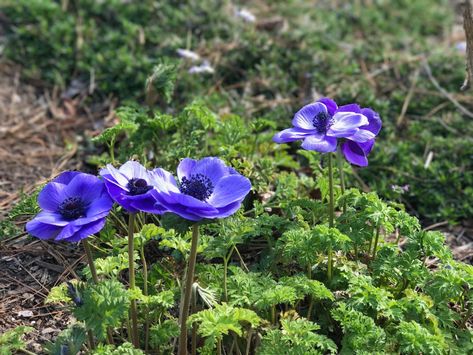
179, 173, 214, 201
127, 178, 153, 196
58, 197, 86, 220
312, 111, 334, 134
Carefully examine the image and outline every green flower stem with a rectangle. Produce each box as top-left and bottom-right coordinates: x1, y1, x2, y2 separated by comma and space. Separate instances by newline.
327, 153, 335, 282
336, 146, 346, 213
372, 224, 381, 259
178, 224, 200, 355
307, 264, 313, 320
82, 238, 97, 349
140, 244, 150, 352
82, 239, 99, 283
223, 247, 234, 302
128, 213, 139, 348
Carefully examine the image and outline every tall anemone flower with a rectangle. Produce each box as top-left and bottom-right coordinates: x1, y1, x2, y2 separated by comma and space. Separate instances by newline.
273, 98, 381, 166
99, 161, 166, 214
26, 172, 113, 242
151, 157, 251, 221
151, 157, 251, 355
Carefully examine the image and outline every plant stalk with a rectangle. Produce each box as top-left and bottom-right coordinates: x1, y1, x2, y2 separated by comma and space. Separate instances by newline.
178, 224, 200, 355
140, 245, 150, 352
336, 146, 346, 213
327, 153, 334, 282
128, 213, 139, 348
372, 224, 381, 259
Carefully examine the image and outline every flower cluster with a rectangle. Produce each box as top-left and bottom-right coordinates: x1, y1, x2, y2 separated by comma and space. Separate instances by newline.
273, 98, 382, 166
27, 158, 251, 242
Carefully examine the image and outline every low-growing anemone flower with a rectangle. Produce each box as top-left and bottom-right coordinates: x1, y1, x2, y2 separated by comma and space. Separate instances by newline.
26, 172, 113, 242
273, 98, 382, 166
99, 161, 166, 214
339, 105, 382, 167
150, 157, 251, 221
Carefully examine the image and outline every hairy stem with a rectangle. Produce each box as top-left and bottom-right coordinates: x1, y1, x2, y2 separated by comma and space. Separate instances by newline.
128, 213, 139, 348
327, 153, 334, 282
336, 146, 346, 213
372, 224, 381, 259
178, 224, 200, 355
140, 244, 150, 352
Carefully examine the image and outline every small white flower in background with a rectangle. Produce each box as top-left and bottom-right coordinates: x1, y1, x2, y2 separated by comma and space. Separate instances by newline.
456, 41, 467, 53
391, 184, 410, 194
177, 48, 201, 61
235, 8, 256, 23
189, 61, 215, 75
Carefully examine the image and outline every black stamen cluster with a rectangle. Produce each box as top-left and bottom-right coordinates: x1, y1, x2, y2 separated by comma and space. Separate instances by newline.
312, 112, 333, 133
58, 197, 86, 220
179, 173, 214, 201
127, 178, 153, 196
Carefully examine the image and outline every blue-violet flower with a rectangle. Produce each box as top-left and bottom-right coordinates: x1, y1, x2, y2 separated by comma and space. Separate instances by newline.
151, 157, 251, 221
273, 98, 381, 166
26, 171, 113, 242
100, 161, 166, 214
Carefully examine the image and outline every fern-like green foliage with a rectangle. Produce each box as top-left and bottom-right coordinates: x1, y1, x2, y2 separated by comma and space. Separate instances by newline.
258, 318, 337, 355
92, 342, 145, 355
74, 280, 129, 341
0, 326, 33, 355
188, 303, 261, 355
396, 320, 448, 355
149, 320, 179, 351
331, 303, 386, 354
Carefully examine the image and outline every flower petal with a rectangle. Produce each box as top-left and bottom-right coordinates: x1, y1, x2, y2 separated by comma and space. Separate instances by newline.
360, 108, 382, 135
26, 219, 62, 240
273, 127, 315, 143
150, 168, 180, 193
53, 171, 82, 185
64, 174, 104, 203
33, 211, 70, 226
318, 98, 338, 116
292, 102, 327, 130
61, 219, 107, 242
208, 175, 251, 208
192, 157, 228, 185
119, 161, 148, 180
327, 112, 368, 138
177, 158, 197, 182
101, 164, 129, 187
84, 193, 114, 218
55, 222, 83, 241
337, 103, 362, 113
166, 191, 218, 211
37, 182, 66, 212
346, 129, 376, 143
358, 139, 375, 155
103, 180, 139, 213
342, 141, 368, 167
301, 134, 337, 153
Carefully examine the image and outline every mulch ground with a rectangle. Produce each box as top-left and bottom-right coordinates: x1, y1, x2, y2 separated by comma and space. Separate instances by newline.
0, 58, 472, 353
0, 61, 114, 352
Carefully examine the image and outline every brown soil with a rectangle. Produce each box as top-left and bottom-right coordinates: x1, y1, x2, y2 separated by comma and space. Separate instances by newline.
0, 61, 114, 353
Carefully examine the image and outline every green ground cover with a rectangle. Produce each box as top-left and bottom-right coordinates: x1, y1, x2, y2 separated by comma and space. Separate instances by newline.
2, 1, 473, 354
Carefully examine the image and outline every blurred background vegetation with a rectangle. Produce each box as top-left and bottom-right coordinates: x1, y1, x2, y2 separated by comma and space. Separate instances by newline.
2, 0, 472, 223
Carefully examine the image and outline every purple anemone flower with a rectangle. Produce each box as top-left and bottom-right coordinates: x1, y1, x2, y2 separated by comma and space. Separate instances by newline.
150, 157, 251, 221
273, 98, 382, 166
340, 106, 382, 167
99, 161, 166, 214
26, 171, 113, 242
